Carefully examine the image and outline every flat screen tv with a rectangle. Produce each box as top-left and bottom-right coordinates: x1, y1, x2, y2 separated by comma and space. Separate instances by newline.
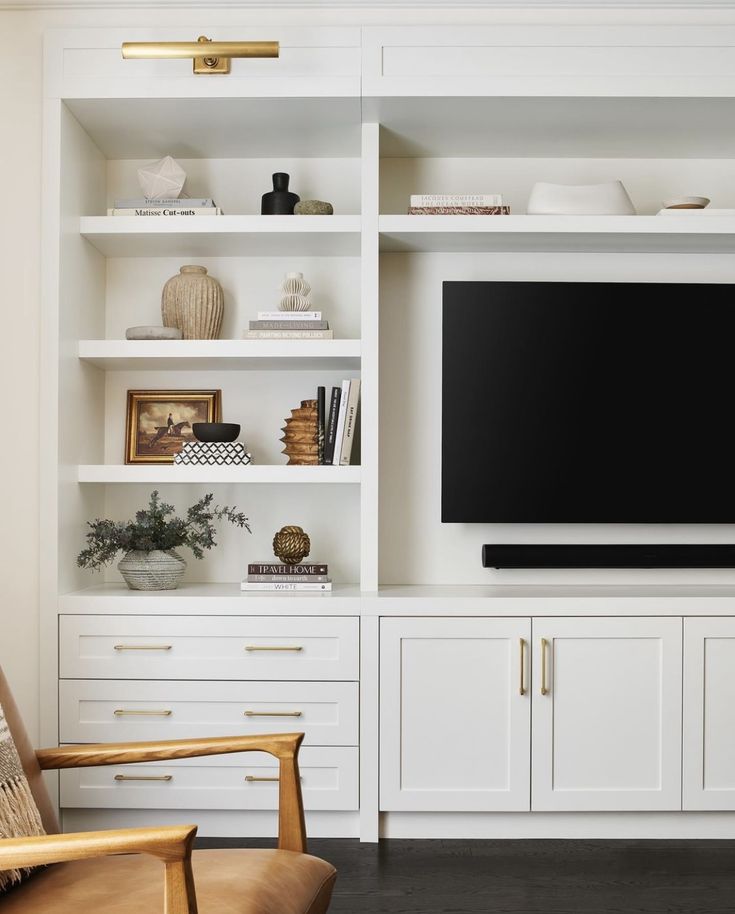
442, 280, 735, 524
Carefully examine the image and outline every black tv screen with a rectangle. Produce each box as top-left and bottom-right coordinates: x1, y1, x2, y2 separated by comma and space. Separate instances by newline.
442, 280, 735, 524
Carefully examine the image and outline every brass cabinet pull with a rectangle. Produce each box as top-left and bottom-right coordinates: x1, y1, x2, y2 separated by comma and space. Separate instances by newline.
114, 709, 173, 717
114, 774, 173, 782
540, 638, 550, 696
244, 645, 303, 652
244, 710, 302, 718
519, 638, 527, 696
114, 644, 172, 651
245, 775, 302, 783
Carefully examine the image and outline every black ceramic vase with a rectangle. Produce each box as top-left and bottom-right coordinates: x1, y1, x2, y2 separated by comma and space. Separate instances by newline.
261, 173, 300, 215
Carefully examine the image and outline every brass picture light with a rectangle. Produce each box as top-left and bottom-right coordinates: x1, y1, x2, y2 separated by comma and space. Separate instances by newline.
122, 35, 279, 75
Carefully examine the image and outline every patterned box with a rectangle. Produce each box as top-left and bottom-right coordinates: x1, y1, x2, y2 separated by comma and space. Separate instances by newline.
174, 441, 252, 466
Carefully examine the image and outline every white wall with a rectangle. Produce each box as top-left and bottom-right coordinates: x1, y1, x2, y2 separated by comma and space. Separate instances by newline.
4, 3, 735, 741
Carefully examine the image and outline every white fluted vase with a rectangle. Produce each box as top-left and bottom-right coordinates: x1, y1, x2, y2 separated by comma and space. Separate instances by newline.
161, 265, 224, 340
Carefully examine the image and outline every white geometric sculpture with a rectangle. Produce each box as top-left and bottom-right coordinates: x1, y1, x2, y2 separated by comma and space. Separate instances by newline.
137, 156, 187, 200
279, 272, 312, 312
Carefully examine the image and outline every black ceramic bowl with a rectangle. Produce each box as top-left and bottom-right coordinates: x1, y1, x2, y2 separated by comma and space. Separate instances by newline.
192, 422, 241, 443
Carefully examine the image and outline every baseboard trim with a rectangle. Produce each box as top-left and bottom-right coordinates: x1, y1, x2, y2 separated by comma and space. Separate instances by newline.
380, 811, 735, 839
4, 0, 735, 9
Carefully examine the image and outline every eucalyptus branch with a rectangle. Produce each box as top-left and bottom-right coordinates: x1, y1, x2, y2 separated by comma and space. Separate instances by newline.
77, 490, 250, 571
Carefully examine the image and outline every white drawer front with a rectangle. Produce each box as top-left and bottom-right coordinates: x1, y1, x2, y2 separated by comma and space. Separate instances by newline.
59, 680, 358, 747
59, 616, 359, 681
363, 25, 735, 97
59, 747, 358, 812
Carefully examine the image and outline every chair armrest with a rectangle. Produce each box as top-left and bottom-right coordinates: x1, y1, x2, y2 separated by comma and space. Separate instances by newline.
0, 825, 198, 914
36, 733, 303, 769
37, 733, 307, 854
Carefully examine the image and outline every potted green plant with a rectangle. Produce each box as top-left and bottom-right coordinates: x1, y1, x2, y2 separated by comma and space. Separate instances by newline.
77, 490, 250, 591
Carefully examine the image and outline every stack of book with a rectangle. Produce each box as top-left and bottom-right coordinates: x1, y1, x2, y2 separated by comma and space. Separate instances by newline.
245, 311, 333, 340
241, 562, 331, 592
322, 379, 360, 465
408, 194, 510, 215
107, 198, 222, 216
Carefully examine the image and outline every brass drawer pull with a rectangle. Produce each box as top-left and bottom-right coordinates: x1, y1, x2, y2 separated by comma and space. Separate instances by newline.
114, 644, 172, 651
540, 638, 550, 696
519, 638, 527, 696
244, 645, 303, 652
245, 775, 303, 783
114, 774, 173, 782
244, 710, 302, 718
114, 709, 173, 717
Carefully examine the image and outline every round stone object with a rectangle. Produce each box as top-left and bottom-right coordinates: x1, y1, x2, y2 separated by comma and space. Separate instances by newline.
294, 200, 334, 215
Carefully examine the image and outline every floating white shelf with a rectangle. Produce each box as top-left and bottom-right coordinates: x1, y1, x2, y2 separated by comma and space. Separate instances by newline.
59, 582, 363, 616
77, 465, 361, 484
378, 215, 735, 254
80, 215, 362, 257
78, 339, 362, 372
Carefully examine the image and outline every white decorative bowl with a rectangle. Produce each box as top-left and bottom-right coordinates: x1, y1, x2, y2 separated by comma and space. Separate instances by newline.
662, 196, 710, 210
527, 180, 636, 216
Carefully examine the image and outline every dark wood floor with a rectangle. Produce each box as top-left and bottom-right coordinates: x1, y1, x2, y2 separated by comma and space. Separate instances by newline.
197, 837, 735, 913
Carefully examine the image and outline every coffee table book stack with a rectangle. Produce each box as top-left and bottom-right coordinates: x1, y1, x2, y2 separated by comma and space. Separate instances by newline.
108, 197, 222, 216
407, 193, 510, 215
245, 310, 333, 340
242, 562, 332, 592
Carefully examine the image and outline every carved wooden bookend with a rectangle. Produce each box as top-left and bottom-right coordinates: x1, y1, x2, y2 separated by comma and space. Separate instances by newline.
281, 399, 318, 465
272, 525, 311, 565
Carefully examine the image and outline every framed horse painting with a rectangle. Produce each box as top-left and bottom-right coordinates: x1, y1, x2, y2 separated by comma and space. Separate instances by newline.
125, 390, 222, 464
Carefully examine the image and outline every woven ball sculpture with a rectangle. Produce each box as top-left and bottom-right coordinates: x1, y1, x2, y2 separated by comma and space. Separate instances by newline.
272, 525, 311, 565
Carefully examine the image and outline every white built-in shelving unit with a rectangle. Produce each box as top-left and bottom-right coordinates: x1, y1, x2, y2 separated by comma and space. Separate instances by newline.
78, 339, 362, 371
80, 215, 362, 256
42, 22, 735, 845
77, 465, 361, 484
378, 214, 735, 253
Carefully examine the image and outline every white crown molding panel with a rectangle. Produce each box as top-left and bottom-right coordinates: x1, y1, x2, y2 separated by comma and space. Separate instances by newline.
5, 0, 735, 8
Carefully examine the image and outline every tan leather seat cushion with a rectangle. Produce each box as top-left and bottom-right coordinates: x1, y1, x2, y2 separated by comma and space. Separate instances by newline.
0, 848, 336, 914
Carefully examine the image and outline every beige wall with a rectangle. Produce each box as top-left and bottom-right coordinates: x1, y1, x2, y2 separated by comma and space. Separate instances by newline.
1, 3, 732, 743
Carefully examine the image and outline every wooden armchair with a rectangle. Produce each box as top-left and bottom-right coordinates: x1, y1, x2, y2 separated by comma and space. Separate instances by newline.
0, 666, 336, 914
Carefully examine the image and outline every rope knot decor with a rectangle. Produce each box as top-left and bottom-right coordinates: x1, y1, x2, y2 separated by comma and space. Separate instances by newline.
272, 525, 311, 565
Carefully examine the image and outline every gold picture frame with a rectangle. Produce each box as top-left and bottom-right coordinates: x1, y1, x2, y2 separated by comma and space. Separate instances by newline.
125, 389, 222, 464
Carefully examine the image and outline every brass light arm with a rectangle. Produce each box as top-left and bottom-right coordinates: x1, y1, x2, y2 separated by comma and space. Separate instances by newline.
122, 36, 279, 75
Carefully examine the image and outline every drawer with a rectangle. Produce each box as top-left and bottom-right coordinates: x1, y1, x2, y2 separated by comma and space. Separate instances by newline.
60, 680, 358, 746
59, 616, 359, 681
59, 747, 358, 812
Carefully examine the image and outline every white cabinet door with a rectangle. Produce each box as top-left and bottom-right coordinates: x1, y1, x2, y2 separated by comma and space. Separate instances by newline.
683, 618, 735, 810
380, 617, 531, 811
532, 617, 682, 811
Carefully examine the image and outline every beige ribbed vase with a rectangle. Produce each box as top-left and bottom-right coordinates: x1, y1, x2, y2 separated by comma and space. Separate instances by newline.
161, 265, 224, 340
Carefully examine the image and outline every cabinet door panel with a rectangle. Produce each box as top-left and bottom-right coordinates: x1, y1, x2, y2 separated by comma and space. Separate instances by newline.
532, 617, 682, 811
380, 617, 531, 811
683, 618, 735, 809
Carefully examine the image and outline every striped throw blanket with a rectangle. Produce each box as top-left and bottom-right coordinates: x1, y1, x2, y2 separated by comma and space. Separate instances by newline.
0, 703, 45, 891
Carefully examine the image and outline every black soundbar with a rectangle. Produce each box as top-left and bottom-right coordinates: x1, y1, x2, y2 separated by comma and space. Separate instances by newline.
482, 544, 735, 569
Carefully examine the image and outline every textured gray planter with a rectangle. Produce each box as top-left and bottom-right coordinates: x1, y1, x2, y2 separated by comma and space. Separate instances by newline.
117, 549, 186, 591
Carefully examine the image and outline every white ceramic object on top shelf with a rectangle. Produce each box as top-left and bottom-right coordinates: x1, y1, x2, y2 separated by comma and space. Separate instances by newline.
527, 180, 636, 215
